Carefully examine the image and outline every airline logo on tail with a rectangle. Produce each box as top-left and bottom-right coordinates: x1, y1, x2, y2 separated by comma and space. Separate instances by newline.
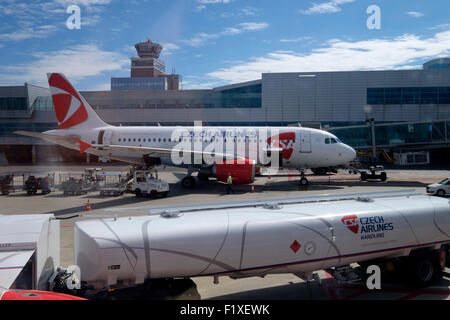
48, 73, 88, 129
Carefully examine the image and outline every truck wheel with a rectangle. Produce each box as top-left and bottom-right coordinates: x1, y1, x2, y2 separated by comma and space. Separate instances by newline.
150, 190, 157, 198
182, 177, 196, 189
445, 245, 450, 268
380, 172, 387, 182
361, 172, 367, 181
437, 189, 446, 197
407, 255, 441, 287
135, 189, 142, 197
161, 191, 169, 198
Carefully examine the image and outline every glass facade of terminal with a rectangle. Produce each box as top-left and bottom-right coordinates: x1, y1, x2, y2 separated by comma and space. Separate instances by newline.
329, 120, 450, 148
31, 96, 53, 110
220, 84, 262, 109
367, 87, 450, 105
111, 77, 167, 91
0, 97, 27, 110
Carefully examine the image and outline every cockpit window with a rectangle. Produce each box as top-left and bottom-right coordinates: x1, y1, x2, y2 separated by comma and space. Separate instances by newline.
325, 138, 330, 144
330, 138, 338, 144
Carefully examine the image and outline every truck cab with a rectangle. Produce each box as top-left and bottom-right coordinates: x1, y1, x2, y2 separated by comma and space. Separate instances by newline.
130, 170, 169, 198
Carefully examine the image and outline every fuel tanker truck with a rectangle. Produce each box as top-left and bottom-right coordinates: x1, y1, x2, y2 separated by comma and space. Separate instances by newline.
57, 191, 450, 297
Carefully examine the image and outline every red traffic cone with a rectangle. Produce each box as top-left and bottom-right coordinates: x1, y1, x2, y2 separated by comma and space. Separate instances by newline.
251, 183, 255, 193
86, 199, 91, 212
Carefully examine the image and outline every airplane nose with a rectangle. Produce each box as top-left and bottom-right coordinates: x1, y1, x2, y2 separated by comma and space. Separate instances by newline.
346, 145, 357, 162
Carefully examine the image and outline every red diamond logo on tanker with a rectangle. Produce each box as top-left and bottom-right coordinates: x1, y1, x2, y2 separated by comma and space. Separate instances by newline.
290, 240, 301, 253
341, 214, 359, 234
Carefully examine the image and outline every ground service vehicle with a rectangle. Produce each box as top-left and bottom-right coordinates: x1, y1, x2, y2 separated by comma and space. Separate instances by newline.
360, 165, 387, 182
0, 174, 14, 195
84, 168, 105, 190
60, 173, 91, 195
65, 191, 449, 296
129, 170, 169, 198
23, 173, 54, 195
426, 178, 450, 197
98, 173, 126, 196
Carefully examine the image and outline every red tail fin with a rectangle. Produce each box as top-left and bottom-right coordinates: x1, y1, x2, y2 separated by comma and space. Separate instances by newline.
47, 73, 108, 129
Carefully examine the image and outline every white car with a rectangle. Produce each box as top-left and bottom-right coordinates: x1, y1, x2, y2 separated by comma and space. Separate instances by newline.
426, 178, 450, 197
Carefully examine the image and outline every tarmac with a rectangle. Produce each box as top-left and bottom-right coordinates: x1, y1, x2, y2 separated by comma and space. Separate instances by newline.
0, 164, 449, 300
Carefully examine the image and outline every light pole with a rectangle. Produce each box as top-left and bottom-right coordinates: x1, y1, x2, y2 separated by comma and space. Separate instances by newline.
366, 118, 376, 161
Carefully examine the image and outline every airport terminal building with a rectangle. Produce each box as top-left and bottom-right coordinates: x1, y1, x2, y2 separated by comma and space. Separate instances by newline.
0, 40, 449, 164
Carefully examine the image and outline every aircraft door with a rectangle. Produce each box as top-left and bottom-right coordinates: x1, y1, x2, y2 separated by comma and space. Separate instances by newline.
97, 130, 112, 145
298, 130, 311, 153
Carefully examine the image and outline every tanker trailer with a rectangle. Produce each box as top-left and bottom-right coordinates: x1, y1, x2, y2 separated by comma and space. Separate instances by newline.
72, 192, 450, 295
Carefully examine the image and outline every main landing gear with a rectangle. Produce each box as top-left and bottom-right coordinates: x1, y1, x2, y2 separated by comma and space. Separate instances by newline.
181, 166, 197, 189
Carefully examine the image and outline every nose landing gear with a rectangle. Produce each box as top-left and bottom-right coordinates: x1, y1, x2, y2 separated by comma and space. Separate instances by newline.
299, 170, 309, 187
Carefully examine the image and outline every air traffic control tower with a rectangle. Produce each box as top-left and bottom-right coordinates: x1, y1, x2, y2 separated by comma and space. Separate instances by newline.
111, 39, 180, 91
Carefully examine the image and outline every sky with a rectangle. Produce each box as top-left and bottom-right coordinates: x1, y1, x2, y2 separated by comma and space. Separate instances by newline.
0, 0, 449, 90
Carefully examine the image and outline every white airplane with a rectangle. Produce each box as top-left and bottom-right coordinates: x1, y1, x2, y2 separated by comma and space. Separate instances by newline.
16, 73, 356, 188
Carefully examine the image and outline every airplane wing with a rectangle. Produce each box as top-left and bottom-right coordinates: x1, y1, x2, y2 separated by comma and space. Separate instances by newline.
15, 131, 80, 143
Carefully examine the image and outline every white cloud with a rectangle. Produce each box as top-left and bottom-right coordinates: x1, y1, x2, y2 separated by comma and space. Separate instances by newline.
280, 37, 313, 43
54, 0, 111, 6
161, 42, 180, 55
300, 0, 355, 15
406, 11, 424, 18
194, 5, 206, 12
82, 15, 101, 26
221, 6, 260, 18
180, 22, 268, 47
0, 44, 128, 86
429, 23, 450, 30
207, 31, 450, 84
91, 82, 111, 91
197, 0, 233, 4
0, 25, 58, 41
239, 22, 268, 32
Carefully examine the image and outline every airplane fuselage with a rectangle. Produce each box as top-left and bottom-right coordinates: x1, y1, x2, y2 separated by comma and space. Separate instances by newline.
45, 125, 356, 169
